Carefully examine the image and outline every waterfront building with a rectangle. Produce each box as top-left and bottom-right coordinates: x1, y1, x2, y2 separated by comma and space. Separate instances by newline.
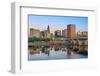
40, 25, 51, 39
54, 30, 61, 37
40, 31, 46, 38
77, 31, 82, 37
62, 29, 67, 37
77, 31, 88, 37
29, 28, 40, 38
81, 31, 88, 37
67, 24, 76, 38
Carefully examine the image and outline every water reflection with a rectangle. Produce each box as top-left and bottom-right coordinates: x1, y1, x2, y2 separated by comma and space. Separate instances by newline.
28, 45, 88, 60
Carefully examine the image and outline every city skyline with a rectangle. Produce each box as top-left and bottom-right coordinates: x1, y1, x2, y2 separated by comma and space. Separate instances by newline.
29, 24, 88, 39
28, 15, 88, 60
29, 15, 88, 33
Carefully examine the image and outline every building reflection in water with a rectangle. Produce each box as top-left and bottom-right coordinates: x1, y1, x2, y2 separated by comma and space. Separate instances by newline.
28, 44, 88, 60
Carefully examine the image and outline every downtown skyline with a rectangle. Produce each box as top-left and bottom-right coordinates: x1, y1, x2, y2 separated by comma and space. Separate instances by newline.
28, 15, 88, 60
28, 15, 88, 33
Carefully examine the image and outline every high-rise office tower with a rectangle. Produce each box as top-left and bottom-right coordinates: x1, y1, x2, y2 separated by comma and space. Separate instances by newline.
67, 24, 76, 38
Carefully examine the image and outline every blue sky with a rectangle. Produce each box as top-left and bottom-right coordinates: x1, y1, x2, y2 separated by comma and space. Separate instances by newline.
28, 15, 88, 33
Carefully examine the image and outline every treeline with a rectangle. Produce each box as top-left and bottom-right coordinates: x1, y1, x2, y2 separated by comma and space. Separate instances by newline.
28, 37, 50, 42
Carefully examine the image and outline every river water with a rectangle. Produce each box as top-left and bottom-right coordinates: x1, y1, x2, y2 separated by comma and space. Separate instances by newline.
28, 45, 88, 61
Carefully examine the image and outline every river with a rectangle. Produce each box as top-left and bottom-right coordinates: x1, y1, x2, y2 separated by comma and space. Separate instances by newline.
28, 45, 88, 60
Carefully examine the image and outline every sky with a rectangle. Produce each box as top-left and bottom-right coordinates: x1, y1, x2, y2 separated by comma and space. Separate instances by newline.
28, 15, 88, 33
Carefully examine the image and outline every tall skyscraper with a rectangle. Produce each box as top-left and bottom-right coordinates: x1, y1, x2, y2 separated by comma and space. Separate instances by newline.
67, 24, 76, 38
47, 25, 50, 33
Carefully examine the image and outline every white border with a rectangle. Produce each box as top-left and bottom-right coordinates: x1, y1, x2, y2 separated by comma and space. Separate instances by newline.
11, 2, 96, 74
